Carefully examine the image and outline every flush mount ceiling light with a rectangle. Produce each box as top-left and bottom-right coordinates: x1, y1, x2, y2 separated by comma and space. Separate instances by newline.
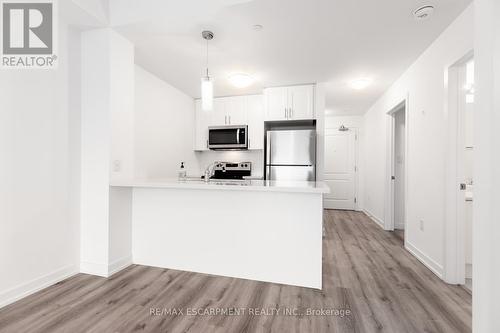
252, 24, 263, 31
228, 73, 255, 88
413, 5, 434, 21
201, 30, 214, 111
349, 78, 373, 90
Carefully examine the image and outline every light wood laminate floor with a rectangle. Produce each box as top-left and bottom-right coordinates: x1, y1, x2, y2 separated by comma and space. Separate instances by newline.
0, 210, 471, 332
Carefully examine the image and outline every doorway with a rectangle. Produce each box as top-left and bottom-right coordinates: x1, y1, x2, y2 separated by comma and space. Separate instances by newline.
444, 52, 474, 287
458, 58, 474, 291
393, 108, 406, 241
385, 99, 408, 239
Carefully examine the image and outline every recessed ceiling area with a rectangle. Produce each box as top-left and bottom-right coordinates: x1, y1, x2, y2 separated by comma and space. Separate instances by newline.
110, 0, 471, 116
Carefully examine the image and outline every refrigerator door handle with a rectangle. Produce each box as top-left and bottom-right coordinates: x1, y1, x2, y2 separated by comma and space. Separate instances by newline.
266, 132, 271, 164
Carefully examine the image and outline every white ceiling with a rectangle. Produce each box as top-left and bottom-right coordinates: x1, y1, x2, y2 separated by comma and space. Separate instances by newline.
110, 0, 471, 116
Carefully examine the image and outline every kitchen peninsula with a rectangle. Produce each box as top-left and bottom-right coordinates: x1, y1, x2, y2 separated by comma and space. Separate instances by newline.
110, 179, 329, 289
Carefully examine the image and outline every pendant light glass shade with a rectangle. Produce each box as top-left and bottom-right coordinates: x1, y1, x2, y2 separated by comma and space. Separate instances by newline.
201, 76, 213, 111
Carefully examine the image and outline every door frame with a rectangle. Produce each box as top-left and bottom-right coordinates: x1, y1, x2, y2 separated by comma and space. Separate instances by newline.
384, 96, 409, 239
444, 51, 474, 285
323, 126, 359, 211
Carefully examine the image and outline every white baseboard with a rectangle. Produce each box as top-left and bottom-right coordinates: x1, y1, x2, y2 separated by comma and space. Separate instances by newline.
395, 223, 405, 230
405, 241, 444, 279
80, 256, 132, 278
0, 264, 78, 309
108, 255, 132, 277
465, 263, 472, 279
80, 261, 109, 277
362, 209, 385, 229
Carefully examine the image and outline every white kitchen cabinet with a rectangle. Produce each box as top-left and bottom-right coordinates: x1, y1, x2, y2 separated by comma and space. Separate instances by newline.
225, 96, 247, 125
194, 95, 265, 151
264, 87, 288, 120
246, 95, 265, 150
264, 84, 315, 120
194, 100, 209, 151
288, 85, 314, 120
209, 98, 227, 126
208, 97, 247, 126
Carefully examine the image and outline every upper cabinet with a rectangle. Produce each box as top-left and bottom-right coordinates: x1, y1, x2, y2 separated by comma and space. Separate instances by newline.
209, 96, 248, 126
194, 95, 264, 151
264, 84, 315, 120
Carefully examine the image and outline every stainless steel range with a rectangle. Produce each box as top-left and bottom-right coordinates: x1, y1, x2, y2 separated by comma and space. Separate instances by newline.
211, 162, 252, 180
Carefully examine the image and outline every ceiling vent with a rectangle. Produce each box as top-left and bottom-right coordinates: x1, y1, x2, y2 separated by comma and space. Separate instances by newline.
413, 5, 434, 21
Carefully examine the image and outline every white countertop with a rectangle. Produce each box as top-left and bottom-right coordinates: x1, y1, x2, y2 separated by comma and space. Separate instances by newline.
110, 178, 330, 194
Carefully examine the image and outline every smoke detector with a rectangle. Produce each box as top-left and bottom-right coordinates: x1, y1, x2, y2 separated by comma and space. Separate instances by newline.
413, 5, 434, 21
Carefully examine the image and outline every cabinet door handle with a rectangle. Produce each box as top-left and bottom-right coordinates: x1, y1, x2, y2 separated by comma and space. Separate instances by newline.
206, 139, 209, 148
229, 115, 231, 124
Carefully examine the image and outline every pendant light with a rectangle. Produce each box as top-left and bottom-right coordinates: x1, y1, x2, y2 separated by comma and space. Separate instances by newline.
201, 30, 214, 111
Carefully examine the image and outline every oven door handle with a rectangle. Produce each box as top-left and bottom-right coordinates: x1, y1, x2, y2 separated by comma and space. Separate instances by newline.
236, 128, 240, 144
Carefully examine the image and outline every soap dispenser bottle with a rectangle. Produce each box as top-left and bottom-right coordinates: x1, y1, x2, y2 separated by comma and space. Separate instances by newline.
178, 162, 187, 180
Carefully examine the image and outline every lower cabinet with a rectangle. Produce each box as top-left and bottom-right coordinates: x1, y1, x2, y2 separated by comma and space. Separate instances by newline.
194, 95, 264, 151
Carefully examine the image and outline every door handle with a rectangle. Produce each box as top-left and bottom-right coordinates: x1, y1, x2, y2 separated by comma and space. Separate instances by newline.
236, 128, 240, 144
229, 116, 231, 124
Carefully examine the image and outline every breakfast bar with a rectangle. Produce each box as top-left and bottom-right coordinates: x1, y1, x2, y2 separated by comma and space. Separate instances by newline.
110, 179, 329, 289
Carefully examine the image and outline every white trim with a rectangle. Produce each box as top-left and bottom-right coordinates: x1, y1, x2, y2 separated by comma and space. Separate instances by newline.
444, 51, 474, 285
108, 255, 132, 276
405, 241, 444, 279
385, 97, 409, 235
363, 209, 385, 229
0, 264, 78, 309
80, 261, 109, 277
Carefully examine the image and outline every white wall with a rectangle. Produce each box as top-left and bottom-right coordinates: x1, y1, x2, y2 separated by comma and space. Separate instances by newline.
80, 28, 134, 276
473, 0, 500, 330
0, 22, 80, 307
361, 6, 473, 277
134, 66, 200, 178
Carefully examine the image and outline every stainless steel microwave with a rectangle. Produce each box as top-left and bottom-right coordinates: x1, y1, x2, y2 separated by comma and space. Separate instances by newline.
208, 125, 248, 150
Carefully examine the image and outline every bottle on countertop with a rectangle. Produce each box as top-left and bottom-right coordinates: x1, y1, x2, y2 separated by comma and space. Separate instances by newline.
178, 162, 187, 180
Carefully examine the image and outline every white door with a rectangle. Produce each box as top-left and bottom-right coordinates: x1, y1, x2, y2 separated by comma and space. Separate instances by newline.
393, 110, 406, 229
324, 129, 356, 210
288, 85, 314, 120
264, 87, 288, 120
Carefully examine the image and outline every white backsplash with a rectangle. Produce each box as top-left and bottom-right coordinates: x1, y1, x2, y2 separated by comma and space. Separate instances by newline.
195, 150, 264, 178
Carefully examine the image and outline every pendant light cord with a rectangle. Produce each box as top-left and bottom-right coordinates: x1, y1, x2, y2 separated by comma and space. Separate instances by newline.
205, 38, 209, 78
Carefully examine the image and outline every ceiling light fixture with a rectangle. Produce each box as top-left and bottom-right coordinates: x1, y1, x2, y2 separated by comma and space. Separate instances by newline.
413, 5, 434, 21
228, 73, 255, 88
349, 78, 373, 90
201, 30, 214, 111
252, 24, 263, 31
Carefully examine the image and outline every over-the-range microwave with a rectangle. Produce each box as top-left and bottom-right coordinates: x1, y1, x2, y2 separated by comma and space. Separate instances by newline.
208, 125, 248, 150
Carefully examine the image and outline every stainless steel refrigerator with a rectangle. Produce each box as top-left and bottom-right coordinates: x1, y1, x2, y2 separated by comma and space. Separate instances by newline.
265, 129, 316, 181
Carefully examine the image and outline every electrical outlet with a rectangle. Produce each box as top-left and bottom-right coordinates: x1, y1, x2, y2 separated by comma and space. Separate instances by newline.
419, 219, 424, 231
113, 160, 121, 172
